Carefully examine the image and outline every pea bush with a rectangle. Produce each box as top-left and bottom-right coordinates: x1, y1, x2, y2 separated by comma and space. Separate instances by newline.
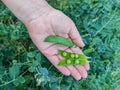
0, 0, 120, 90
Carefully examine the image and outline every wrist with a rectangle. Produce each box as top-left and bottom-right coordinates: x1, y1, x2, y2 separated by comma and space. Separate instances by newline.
2, 0, 55, 24
21, 0, 55, 24
23, 4, 55, 24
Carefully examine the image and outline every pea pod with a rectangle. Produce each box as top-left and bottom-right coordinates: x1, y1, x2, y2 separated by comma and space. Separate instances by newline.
58, 50, 88, 59
44, 35, 76, 47
58, 59, 89, 66
58, 59, 74, 66
58, 50, 71, 59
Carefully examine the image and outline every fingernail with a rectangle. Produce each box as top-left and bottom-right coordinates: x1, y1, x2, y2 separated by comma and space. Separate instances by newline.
81, 41, 85, 47
76, 75, 81, 80
83, 74, 87, 78
87, 67, 90, 70
64, 71, 70, 76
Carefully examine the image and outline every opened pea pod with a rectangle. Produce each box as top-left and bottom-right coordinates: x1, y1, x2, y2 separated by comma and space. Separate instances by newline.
58, 50, 89, 59
58, 50, 90, 66
58, 59, 89, 66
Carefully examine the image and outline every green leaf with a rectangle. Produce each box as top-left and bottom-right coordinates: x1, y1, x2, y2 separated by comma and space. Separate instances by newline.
39, 68, 49, 76
10, 30, 20, 40
44, 35, 76, 47
9, 65, 20, 79
28, 66, 36, 72
16, 76, 25, 84
27, 52, 35, 58
35, 53, 41, 61
13, 76, 25, 86
13, 79, 19, 86
32, 60, 40, 67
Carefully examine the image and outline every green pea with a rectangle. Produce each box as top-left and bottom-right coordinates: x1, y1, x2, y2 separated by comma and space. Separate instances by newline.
58, 50, 70, 59
63, 52, 67, 57
75, 54, 79, 58
44, 35, 76, 47
75, 59, 80, 64
58, 50, 89, 60
67, 59, 71, 64
58, 59, 89, 66
70, 54, 75, 58
58, 59, 74, 66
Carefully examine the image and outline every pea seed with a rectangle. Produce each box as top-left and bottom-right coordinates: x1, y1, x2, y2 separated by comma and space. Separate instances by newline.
63, 52, 67, 56
71, 54, 75, 58
67, 60, 71, 64
75, 54, 79, 58
75, 60, 80, 64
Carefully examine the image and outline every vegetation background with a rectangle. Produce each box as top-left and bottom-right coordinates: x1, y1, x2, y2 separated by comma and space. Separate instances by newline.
0, 0, 120, 90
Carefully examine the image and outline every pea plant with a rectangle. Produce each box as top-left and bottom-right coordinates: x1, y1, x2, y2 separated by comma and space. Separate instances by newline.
44, 35, 90, 66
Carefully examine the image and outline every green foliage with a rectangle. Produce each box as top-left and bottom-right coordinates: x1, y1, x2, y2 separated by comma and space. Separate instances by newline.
9, 65, 20, 79
0, 0, 120, 90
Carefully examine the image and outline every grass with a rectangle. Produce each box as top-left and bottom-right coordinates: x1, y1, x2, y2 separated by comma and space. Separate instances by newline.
0, 0, 120, 90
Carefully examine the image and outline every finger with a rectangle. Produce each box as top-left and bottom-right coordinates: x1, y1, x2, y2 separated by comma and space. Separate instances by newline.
70, 47, 83, 53
75, 65, 87, 78
84, 64, 90, 70
69, 25, 85, 47
64, 49, 81, 80
47, 55, 70, 76
70, 47, 88, 78
56, 33, 68, 39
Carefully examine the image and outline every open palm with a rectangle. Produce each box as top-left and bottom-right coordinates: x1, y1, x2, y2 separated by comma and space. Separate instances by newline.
26, 10, 90, 80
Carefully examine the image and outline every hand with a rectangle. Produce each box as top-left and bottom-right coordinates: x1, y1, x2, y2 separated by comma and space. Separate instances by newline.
26, 9, 90, 80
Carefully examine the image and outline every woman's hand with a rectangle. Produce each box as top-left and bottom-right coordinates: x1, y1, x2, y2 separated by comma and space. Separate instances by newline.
2, 0, 90, 80
26, 10, 90, 80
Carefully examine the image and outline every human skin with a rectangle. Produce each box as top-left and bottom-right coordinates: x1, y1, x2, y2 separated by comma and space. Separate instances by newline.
2, 0, 90, 80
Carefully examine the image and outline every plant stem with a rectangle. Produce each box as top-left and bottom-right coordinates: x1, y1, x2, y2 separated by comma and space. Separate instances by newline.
95, 8, 117, 35
0, 69, 28, 87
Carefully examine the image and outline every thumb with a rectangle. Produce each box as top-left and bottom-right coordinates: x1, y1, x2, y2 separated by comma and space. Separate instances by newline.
69, 25, 85, 47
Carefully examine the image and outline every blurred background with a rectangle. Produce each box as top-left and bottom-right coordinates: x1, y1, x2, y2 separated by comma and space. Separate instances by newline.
0, 0, 120, 90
